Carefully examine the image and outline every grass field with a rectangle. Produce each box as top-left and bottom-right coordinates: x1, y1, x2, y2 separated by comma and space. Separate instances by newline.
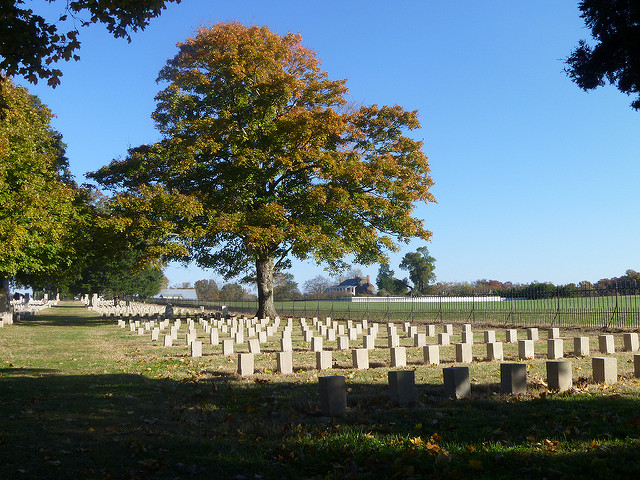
2, 302, 640, 479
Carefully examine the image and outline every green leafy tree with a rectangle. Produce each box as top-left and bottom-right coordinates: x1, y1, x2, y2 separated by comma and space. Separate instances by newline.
0, 77, 82, 310
68, 246, 164, 299
219, 283, 244, 302
90, 22, 434, 318
376, 262, 396, 295
195, 279, 219, 301
566, 0, 640, 110
376, 262, 410, 296
399, 246, 436, 295
1, 0, 181, 87
273, 272, 302, 301
392, 277, 411, 296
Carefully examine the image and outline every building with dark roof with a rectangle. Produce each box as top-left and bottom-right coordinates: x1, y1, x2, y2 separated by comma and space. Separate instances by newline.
154, 288, 198, 301
326, 276, 375, 297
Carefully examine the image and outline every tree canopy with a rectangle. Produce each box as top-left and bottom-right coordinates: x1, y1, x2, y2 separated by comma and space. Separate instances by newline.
1, 0, 180, 86
376, 262, 410, 296
566, 0, 640, 110
67, 246, 165, 299
399, 246, 436, 295
195, 279, 219, 301
0, 77, 82, 309
302, 275, 332, 299
273, 272, 302, 301
90, 22, 434, 318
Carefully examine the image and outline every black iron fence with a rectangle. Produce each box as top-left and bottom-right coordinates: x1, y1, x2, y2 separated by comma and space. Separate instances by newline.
148, 285, 640, 329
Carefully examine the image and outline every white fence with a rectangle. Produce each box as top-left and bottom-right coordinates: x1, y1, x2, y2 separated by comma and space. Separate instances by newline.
348, 296, 505, 303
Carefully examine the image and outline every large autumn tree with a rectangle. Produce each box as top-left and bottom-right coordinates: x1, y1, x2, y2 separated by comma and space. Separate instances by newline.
90, 22, 435, 318
0, 77, 81, 310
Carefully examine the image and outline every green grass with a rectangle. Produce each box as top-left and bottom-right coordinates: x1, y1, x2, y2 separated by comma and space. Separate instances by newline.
2, 302, 640, 479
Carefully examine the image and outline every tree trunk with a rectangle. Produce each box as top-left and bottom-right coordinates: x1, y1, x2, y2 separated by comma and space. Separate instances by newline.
256, 256, 278, 319
0, 276, 9, 313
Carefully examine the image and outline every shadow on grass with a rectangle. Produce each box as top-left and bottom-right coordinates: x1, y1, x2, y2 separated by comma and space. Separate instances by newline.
15, 304, 115, 327
2, 365, 640, 479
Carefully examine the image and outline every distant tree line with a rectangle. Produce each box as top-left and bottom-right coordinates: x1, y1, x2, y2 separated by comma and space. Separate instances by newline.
186, 268, 640, 304
432, 270, 640, 299
192, 280, 257, 303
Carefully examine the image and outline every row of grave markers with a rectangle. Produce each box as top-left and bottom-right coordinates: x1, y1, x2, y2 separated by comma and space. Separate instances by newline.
89, 299, 200, 318
118, 315, 640, 382
318, 353, 640, 416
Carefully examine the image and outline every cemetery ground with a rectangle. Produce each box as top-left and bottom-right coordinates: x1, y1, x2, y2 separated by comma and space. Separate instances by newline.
2, 303, 640, 479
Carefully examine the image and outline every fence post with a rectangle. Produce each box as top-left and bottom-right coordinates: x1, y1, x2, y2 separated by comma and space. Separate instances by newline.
615, 286, 620, 328
411, 295, 416, 322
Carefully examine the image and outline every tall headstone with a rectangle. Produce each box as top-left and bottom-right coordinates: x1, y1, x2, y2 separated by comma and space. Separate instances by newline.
461, 330, 474, 344
352, 348, 369, 369
443, 366, 470, 399
237, 353, 254, 376
547, 338, 564, 360
363, 334, 376, 350
505, 329, 518, 343
311, 336, 323, 352
500, 363, 526, 394
518, 339, 534, 360
191, 341, 203, 358
486, 342, 503, 361
277, 350, 293, 374
598, 335, 615, 354
423, 345, 440, 365
574, 336, 589, 357
248, 338, 261, 354
546, 360, 572, 391
592, 357, 617, 384
414, 333, 427, 347
390, 347, 406, 368
623, 333, 639, 352
316, 350, 332, 370
483, 330, 496, 344
222, 339, 234, 356
280, 336, 292, 352
455, 343, 472, 363
319, 376, 347, 416
388, 370, 416, 405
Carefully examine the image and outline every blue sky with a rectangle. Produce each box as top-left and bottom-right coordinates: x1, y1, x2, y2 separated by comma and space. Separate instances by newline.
20, 0, 640, 290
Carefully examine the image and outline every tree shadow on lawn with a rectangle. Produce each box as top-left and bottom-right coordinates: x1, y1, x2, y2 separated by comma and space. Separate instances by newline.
1, 368, 640, 479
15, 307, 115, 327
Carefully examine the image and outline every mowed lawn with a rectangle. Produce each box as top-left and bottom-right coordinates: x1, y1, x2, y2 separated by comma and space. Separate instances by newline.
2, 301, 640, 479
